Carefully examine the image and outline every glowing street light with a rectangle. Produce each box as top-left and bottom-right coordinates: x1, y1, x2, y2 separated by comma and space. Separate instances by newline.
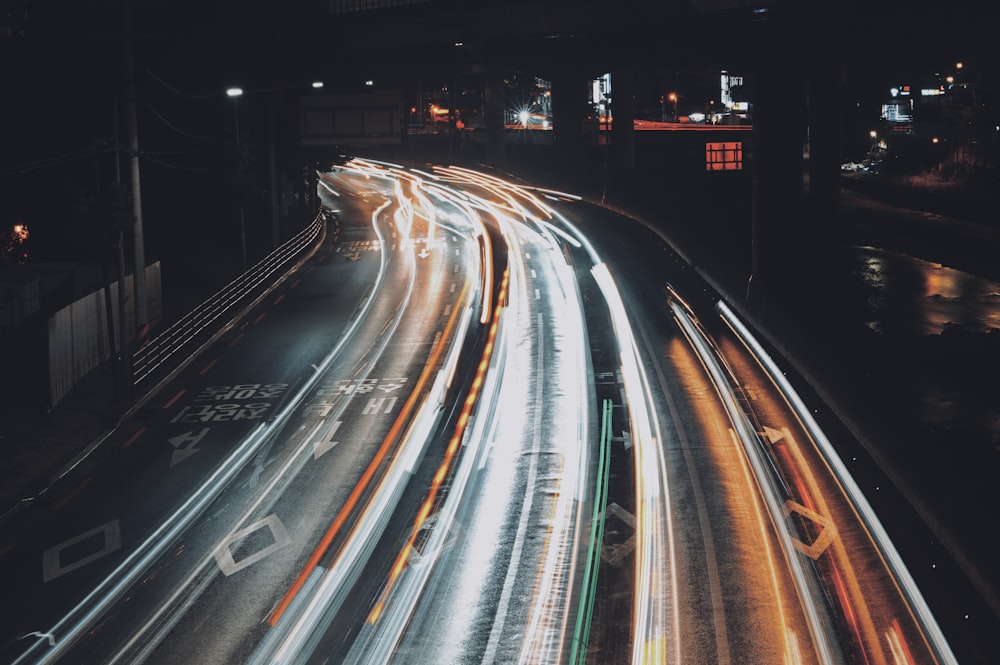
227, 86, 247, 270
667, 91, 678, 121
224, 80, 326, 256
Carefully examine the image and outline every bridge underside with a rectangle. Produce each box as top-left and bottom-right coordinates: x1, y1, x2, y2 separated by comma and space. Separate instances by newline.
303, 0, 986, 282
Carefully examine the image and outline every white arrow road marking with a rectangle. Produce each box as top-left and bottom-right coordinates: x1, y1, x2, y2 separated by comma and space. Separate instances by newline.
314, 420, 342, 459
19, 632, 55, 646
760, 425, 786, 445
169, 428, 210, 467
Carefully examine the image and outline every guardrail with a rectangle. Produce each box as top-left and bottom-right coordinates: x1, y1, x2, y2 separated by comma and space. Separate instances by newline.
131, 211, 326, 388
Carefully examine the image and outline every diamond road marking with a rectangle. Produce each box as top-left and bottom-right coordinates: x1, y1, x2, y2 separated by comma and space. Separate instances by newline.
783, 500, 838, 560
43, 520, 121, 582
214, 514, 290, 576
601, 502, 636, 567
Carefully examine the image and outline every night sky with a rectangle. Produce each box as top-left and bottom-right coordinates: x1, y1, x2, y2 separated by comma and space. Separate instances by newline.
1, 0, 325, 267
2, 0, 995, 267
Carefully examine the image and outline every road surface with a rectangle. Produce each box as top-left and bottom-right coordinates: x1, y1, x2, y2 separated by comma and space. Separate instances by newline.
0, 160, 961, 665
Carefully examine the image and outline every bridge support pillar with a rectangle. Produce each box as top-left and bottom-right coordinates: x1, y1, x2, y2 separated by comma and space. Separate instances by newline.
806, 60, 845, 229
550, 70, 593, 179
483, 72, 507, 168
751, 52, 806, 288
612, 66, 636, 175
609, 65, 637, 194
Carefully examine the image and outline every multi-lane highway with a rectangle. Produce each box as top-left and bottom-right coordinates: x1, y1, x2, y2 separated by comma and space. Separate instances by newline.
1, 160, 961, 664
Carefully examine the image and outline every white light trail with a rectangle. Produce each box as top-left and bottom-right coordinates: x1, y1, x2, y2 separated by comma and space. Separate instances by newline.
717, 300, 959, 665
671, 296, 839, 665
593, 263, 681, 665
517, 234, 590, 665
12, 197, 406, 665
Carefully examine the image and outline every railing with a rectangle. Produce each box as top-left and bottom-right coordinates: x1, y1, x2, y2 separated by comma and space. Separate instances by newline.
131, 212, 325, 388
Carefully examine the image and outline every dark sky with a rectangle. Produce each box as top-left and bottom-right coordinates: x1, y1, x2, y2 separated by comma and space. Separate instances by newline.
2, 0, 995, 263
1, 1, 320, 159
3, 0, 993, 170
0, 0, 324, 262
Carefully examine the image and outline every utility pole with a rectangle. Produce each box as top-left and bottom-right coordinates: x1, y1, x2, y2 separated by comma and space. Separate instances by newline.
122, 0, 148, 341
113, 99, 132, 395
268, 99, 279, 248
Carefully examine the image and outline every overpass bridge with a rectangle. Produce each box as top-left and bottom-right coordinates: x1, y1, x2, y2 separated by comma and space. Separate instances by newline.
293, 0, 984, 284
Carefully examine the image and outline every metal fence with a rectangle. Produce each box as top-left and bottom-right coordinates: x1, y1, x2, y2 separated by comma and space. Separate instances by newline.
47, 262, 163, 406
130, 212, 325, 390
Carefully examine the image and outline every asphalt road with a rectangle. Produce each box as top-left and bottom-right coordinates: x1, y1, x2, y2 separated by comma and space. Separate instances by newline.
1, 162, 994, 665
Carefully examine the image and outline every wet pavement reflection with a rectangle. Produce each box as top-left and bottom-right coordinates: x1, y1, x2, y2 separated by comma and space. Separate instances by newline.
845, 246, 1000, 335
830, 244, 1000, 450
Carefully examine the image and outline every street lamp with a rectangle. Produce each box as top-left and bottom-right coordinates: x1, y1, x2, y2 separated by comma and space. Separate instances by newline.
227, 86, 247, 271
225, 81, 326, 259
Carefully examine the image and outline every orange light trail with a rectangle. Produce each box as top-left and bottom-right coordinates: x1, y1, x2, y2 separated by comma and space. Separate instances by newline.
268, 282, 470, 626
889, 619, 917, 665
831, 552, 874, 665
368, 268, 509, 625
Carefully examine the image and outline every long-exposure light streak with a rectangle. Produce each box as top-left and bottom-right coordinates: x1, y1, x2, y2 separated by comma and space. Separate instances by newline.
431, 168, 596, 665
354, 157, 405, 170
420, 182, 494, 324
266, 278, 468, 629
345, 273, 513, 665
479, 305, 543, 664
255, 281, 473, 665
436, 165, 553, 223
367, 269, 510, 628
12, 198, 405, 665
528, 186, 582, 201
592, 263, 680, 665
318, 179, 340, 196
517, 241, 590, 665
108, 383, 372, 664
671, 299, 839, 665
539, 220, 582, 248
264, 199, 418, 626
10, 420, 268, 665
770, 416, 887, 665
570, 398, 613, 665
717, 300, 959, 665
